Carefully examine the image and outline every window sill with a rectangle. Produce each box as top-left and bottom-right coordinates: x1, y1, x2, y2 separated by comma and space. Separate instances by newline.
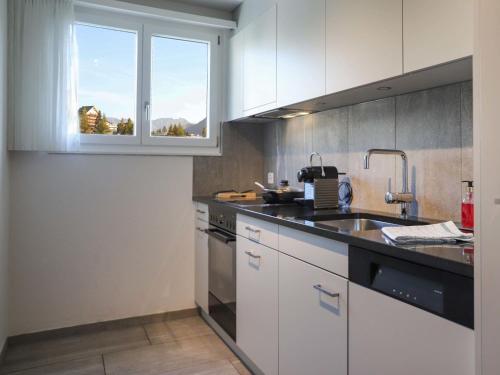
49, 144, 222, 156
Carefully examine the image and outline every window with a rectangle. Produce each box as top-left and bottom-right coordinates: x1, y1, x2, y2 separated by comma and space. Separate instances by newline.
74, 8, 222, 153
150, 36, 209, 139
76, 24, 138, 138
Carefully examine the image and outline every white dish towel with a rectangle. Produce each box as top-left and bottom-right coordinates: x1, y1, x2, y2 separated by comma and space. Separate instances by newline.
381, 221, 474, 245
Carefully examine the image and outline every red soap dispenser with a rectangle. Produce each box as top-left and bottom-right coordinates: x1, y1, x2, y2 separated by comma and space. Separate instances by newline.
461, 181, 474, 230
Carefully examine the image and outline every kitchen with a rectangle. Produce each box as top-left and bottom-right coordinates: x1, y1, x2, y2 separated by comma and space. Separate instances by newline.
0, 0, 498, 374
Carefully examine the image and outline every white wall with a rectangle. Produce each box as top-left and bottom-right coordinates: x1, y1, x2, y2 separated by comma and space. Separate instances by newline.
233, 0, 275, 31
9, 153, 195, 335
6, 0, 230, 337
0, 0, 10, 350
120, 0, 233, 20
474, 1, 500, 374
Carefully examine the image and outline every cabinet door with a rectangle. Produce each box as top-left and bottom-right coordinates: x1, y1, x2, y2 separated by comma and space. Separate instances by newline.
349, 283, 474, 375
243, 5, 277, 113
277, 0, 325, 107
227, 31, 244, 121
236, 237, 278, 375
403, 0, 473, 73
194, 225, 209, 313
279, 252, 348, 375
326, 0, 403, 93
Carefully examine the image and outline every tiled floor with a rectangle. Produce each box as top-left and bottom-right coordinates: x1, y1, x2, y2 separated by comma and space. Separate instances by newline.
0, 316, 251, 375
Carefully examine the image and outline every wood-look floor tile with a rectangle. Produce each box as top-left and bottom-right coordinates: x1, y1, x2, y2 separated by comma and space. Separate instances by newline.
104, 335, 232, 375
103, 337, 207, 375
230, 360, 252, 375
162, 359, 240, 375
197, 334, 238, 361
145, 317, 214, 345
0, 356, 104, 375
0, 326, 149, 374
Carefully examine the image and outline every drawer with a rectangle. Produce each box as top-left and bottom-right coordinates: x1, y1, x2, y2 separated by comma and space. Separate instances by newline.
279, 226, 348, 278
195, 218, 208, 231
195, 202, 209, 222
237, 214, 279, 250
237, 236, 279, 375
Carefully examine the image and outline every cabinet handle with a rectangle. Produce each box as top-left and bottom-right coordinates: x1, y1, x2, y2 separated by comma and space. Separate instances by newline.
196, 209, 206, 214
313, 284, 340, 298
245, 226, 261, 234
245, 251, 261, 259
196, 227, 205, 232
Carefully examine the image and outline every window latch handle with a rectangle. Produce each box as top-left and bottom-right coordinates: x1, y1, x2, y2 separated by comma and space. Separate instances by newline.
145, 102, 150, 121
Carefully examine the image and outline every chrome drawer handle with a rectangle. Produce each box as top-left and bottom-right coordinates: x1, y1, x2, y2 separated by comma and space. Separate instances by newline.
196, 209, 206, 214
245, 251, 261, 259
245, 226, 261, 234
313, 284, 340, 298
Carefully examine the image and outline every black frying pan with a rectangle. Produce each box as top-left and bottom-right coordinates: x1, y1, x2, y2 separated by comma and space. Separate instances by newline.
255, 182, 304, 204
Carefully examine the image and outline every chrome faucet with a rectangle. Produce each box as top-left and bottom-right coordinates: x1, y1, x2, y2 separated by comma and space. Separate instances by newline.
363, 149, 414, 217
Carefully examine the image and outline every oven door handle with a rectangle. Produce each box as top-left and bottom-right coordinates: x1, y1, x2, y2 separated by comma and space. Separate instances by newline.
205, 228, 236, 244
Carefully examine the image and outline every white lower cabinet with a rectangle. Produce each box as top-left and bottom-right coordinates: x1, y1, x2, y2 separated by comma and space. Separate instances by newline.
194, 220, 208, 313
236, 236, 278, 375
279, 252, 348, 375
349, 283, 474, 375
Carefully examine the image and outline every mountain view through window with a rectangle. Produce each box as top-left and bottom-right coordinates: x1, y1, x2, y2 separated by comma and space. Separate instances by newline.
150, 35, 209, 138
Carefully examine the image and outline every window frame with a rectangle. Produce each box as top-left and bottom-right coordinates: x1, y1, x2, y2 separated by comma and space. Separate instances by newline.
75, 11, 143, 146
74, 6, 223, 154
142, 23, 219, 148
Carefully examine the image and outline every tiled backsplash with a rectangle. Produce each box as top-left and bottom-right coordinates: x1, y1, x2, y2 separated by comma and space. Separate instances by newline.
193, 122, 266, 196
193, 81, 472, 221
264, 81, 473, 221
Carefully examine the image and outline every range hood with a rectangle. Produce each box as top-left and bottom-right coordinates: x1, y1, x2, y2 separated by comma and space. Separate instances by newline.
242, 57, 472, 123
251, 108, 314, 120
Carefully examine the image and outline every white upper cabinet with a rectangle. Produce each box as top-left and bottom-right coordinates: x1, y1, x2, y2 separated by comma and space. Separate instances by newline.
242, 4, 277, 114
227, 0, 471, 119
403, 0, 473, 73
326, 0, 403, 94
227, 31, 244, 121
277, 0, 325, 107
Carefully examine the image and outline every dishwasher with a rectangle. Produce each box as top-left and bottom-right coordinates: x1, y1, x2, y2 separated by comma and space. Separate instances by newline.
349, 246, 474, 375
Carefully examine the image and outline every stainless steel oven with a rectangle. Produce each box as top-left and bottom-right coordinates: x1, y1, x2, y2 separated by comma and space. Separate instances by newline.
207, 203, 237, 340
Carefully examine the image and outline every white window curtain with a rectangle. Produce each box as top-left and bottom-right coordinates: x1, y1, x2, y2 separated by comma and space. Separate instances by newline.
8, 0, 79, 152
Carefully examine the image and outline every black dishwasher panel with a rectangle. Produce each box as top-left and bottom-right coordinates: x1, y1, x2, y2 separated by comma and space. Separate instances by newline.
349, 246, 474, 329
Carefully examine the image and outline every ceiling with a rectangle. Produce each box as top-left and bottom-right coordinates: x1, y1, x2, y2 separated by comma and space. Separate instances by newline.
176, 0, 243, 12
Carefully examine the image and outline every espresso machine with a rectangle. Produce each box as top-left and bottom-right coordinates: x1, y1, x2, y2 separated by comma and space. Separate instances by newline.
297, 152, 339, 209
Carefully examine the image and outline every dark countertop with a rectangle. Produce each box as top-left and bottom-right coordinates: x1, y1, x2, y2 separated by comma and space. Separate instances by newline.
193, 196, 216, 205
194, 196, 474, 278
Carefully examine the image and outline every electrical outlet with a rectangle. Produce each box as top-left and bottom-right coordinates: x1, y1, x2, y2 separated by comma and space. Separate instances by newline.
267, 172, 275, 185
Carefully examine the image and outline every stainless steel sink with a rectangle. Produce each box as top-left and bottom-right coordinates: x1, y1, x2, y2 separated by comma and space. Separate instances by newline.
299, 217, 403, 233
294, 213, 425, 232
319, 218, 402, 232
